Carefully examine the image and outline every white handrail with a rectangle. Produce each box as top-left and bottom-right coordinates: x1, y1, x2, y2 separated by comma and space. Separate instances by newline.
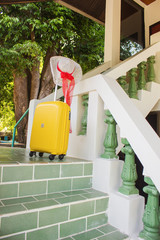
104, 41, 160, 81
71, 73, 160, 192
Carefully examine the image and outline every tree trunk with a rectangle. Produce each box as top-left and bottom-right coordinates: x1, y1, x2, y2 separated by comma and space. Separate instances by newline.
38, 47, 56, 99
13, 47, 58, 143
30, 59, 40, 100
13, 71, 29, 143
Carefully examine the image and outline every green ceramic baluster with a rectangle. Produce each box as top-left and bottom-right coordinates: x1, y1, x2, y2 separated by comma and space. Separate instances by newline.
147, 56, 155, 82
137, 61, 147, 90
79, 94, 89, 135
119, 138, 139, 195
139, 177, 160, 240
117, 76, 127, 92
128, 68, 138, 99
101, 110, 118, 159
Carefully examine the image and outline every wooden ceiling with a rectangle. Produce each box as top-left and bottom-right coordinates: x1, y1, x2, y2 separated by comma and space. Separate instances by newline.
58, 0, 105, 23
0, 0, 156, 24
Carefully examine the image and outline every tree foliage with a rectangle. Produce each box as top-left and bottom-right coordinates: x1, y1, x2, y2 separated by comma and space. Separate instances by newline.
0, 1, 105, 141
0, 65, 15, 132
120, 37, 143, 61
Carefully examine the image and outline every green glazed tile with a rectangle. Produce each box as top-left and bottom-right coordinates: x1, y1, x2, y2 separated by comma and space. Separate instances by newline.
2, 233, 25, 240
96, 198, 109, 213
56, 195, 85, 204
2, 196, 36, 206
35, 192, 64, 200
97, 224, 117, 234
61, 164, 83, 177
84, 163, 93, 176
72, 177, 92, 190
82, 192, 107, 199
39, 206, 69, 227
27, 225, 58, 240
0, 212, 37, 236
0, 204, 26, 215
3, 166, 33, 182
34, 165, 60, 179
48, 179, 71, 193
61, 238, 73, 240
62, 190, 88, 196
73, 229, 103, 240
70, 200, 95, 219
84, 189, 105, 194
98, 231, 128, 240
60, 218, 86, 238
0, 183, 18, 199
19, 181, 47, 196
87, 213, 108, 230
24, 199, 58, 210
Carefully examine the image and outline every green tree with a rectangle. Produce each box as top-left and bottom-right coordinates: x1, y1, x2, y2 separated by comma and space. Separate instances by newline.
120, 37, 143, 61
0, 1, 104, 143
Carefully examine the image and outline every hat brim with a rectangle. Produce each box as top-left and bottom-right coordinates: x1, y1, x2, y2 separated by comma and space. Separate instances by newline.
50, 56, 82, 86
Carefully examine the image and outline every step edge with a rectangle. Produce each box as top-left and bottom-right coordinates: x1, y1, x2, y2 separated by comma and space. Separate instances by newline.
0, 195, 109, 218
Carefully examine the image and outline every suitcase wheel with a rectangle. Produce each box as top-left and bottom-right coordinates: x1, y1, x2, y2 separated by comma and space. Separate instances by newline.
39, 152, 43, 157
49, 154, 55, 161
29, 151, 36, 157
59, 154, 65, 160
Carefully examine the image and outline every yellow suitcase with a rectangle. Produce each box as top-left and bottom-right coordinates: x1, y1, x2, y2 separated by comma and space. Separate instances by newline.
29, 101, 71, 160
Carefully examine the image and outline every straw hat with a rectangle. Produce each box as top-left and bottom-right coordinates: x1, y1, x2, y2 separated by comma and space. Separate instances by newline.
50, 56, 82, 86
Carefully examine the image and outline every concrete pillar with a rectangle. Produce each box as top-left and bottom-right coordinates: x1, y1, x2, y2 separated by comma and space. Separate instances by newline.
104, 0, 121, 66
144, 0, 160, 47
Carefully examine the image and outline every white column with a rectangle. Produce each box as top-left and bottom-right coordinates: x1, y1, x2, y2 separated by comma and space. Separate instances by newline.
144, 0, 160, 47
104, 0, 121, 66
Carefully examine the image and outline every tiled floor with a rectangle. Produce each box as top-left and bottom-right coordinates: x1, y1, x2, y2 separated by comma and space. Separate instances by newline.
61, 224, 128, 240
0, 147, 88, 164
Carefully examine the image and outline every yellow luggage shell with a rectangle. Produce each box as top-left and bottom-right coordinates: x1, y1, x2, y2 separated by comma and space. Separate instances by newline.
30, 101, 70, 155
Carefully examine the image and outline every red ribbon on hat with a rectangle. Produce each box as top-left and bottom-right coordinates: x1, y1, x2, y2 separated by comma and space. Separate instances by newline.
57, 62, 75, 107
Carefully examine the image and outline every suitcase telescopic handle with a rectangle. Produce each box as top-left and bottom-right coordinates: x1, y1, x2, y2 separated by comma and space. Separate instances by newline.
54, 84, 66, 103
54, 84, 58, 101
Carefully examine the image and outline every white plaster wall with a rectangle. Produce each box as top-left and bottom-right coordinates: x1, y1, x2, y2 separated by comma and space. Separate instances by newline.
93, 158, 123, 193
108, 192, 144, 237
151, 32, 160, 45
121, 11, 143, 43
67, 91, 106, 160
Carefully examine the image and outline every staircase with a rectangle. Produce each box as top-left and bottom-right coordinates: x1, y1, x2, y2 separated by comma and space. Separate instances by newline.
20, 41, 160, 239
0, 147, 128, 240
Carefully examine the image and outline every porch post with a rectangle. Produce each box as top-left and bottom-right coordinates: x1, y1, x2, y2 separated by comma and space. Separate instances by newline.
104, 0, 121, 66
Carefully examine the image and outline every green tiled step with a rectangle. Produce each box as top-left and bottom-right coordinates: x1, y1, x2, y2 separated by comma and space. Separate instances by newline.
0, 189, 110, 239
0, 161, 93, 199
